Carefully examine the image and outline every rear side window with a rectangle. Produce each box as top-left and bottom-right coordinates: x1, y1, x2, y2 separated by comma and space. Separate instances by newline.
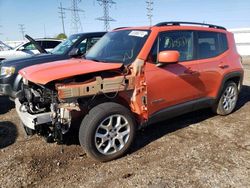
197, 31, 219, 59
197, 31, 228, 59
42, 41, 61, 49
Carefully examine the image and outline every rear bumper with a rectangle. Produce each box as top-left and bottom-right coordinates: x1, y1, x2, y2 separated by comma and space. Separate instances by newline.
15, 99, 52, 130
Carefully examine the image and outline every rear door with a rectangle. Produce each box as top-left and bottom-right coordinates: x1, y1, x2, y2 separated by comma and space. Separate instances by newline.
196, 31, 229, 98
145, 30, 204, 115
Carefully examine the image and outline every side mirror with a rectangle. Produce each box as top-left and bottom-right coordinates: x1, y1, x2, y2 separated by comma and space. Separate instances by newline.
158, 50, 180, 64
69, 48, 81, 57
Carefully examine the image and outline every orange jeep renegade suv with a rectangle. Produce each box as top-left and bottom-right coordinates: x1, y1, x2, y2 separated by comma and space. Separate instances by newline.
16, 22, 244, 162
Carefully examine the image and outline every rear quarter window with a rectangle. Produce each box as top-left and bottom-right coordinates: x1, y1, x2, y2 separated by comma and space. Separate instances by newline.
219, 33, 228, 53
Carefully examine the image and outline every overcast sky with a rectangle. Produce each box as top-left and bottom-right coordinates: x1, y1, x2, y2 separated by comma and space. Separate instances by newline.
0, 0, 250, 41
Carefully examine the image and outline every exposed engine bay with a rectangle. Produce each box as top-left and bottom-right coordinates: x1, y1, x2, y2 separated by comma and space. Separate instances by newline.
16, 70, 137, 144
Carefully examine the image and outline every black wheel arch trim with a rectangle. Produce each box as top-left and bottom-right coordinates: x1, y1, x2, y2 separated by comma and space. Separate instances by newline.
13, 74, 23, 92
216, 70, 244, 101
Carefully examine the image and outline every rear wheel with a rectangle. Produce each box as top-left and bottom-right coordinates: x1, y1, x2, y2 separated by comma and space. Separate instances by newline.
213, 81, 239, 115
79, 102, 136, 162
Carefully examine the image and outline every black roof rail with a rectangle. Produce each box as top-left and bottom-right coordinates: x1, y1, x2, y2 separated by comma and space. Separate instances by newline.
155, 21, 226, 30
113, 27, 130, 30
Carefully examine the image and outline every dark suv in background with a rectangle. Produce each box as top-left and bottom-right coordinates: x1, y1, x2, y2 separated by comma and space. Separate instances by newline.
0, 32, 106, 99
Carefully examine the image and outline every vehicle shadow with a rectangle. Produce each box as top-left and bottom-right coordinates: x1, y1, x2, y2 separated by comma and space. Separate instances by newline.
130, 108, 214, 154
0, 121, 18, 149
63, 121, 80, 146
0, 96, 14, 114
130, 84, 250, 154
235, 85, 250, 111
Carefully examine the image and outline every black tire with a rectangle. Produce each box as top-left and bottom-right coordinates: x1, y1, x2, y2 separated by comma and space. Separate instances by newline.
21, 122, 35, 137
213, 81, 239, 115
79, 102, 136, 162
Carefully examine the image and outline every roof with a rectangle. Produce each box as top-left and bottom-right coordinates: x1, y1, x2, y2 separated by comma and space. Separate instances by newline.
70, 31, 107, 37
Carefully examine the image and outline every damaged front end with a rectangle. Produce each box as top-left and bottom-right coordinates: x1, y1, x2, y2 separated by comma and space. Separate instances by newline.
15, 66, 145, 144
16, 79, 73, 143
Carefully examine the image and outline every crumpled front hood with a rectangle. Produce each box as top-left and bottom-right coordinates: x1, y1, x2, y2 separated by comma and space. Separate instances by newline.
19, 58, 123, 85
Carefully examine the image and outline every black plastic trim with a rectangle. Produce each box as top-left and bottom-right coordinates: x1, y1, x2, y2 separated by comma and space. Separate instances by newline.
155, 21, 226, 30
13, 74, 23, 92
216, 71, 244, 100
147, 97, 215, 125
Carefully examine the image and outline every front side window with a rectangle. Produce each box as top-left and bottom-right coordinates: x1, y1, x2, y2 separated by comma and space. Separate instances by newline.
86, 37, 101, 52
75, 39, 87, 54
149, 31, 194, 63
85, 30, 150, 65
52, 34, 81, 55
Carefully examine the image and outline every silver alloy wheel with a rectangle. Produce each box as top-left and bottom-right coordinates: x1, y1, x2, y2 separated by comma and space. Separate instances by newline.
95, 114, 130, 155
222, 85, 237, 112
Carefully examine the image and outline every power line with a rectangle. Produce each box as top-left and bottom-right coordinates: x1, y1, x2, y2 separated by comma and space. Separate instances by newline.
62, 0, 84, 34
18, 24, 25, 40
96, 0, 116, 31
58, 2, 66, 34
146, 0, 153, 26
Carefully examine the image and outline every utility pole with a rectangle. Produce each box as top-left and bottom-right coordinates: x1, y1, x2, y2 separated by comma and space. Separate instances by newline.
62, 0, 84, 34
96, 0, 116, 31
58, 2, 66, 34
146, 0, 153, 26
18, 24, 25, 40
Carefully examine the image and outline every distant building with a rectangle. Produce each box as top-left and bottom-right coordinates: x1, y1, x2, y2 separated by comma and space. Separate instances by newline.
230, 28, 250, 56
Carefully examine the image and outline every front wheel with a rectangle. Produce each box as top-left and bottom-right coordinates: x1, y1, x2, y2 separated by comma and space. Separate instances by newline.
79, 102, 136, 162
213, 81, 239, 115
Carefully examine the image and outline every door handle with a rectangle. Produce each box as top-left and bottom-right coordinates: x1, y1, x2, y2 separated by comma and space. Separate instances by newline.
219, 64, 229, 69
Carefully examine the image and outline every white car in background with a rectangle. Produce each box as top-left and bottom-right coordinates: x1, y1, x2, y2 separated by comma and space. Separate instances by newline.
0, 41, 13, 51
0, 38, 62, 61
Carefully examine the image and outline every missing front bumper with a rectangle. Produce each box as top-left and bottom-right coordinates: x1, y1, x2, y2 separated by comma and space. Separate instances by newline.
15, 99, 52, 130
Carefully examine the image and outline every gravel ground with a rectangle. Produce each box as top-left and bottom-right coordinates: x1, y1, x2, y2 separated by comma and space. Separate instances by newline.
0, 61, 250, 188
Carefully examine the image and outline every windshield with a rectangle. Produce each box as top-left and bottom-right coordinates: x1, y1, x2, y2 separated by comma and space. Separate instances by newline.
85, 30, 150, 65
51, 34, 81, 55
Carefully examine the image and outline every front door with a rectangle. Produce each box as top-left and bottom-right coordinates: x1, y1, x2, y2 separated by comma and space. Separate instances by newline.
145, 30, 205, 116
